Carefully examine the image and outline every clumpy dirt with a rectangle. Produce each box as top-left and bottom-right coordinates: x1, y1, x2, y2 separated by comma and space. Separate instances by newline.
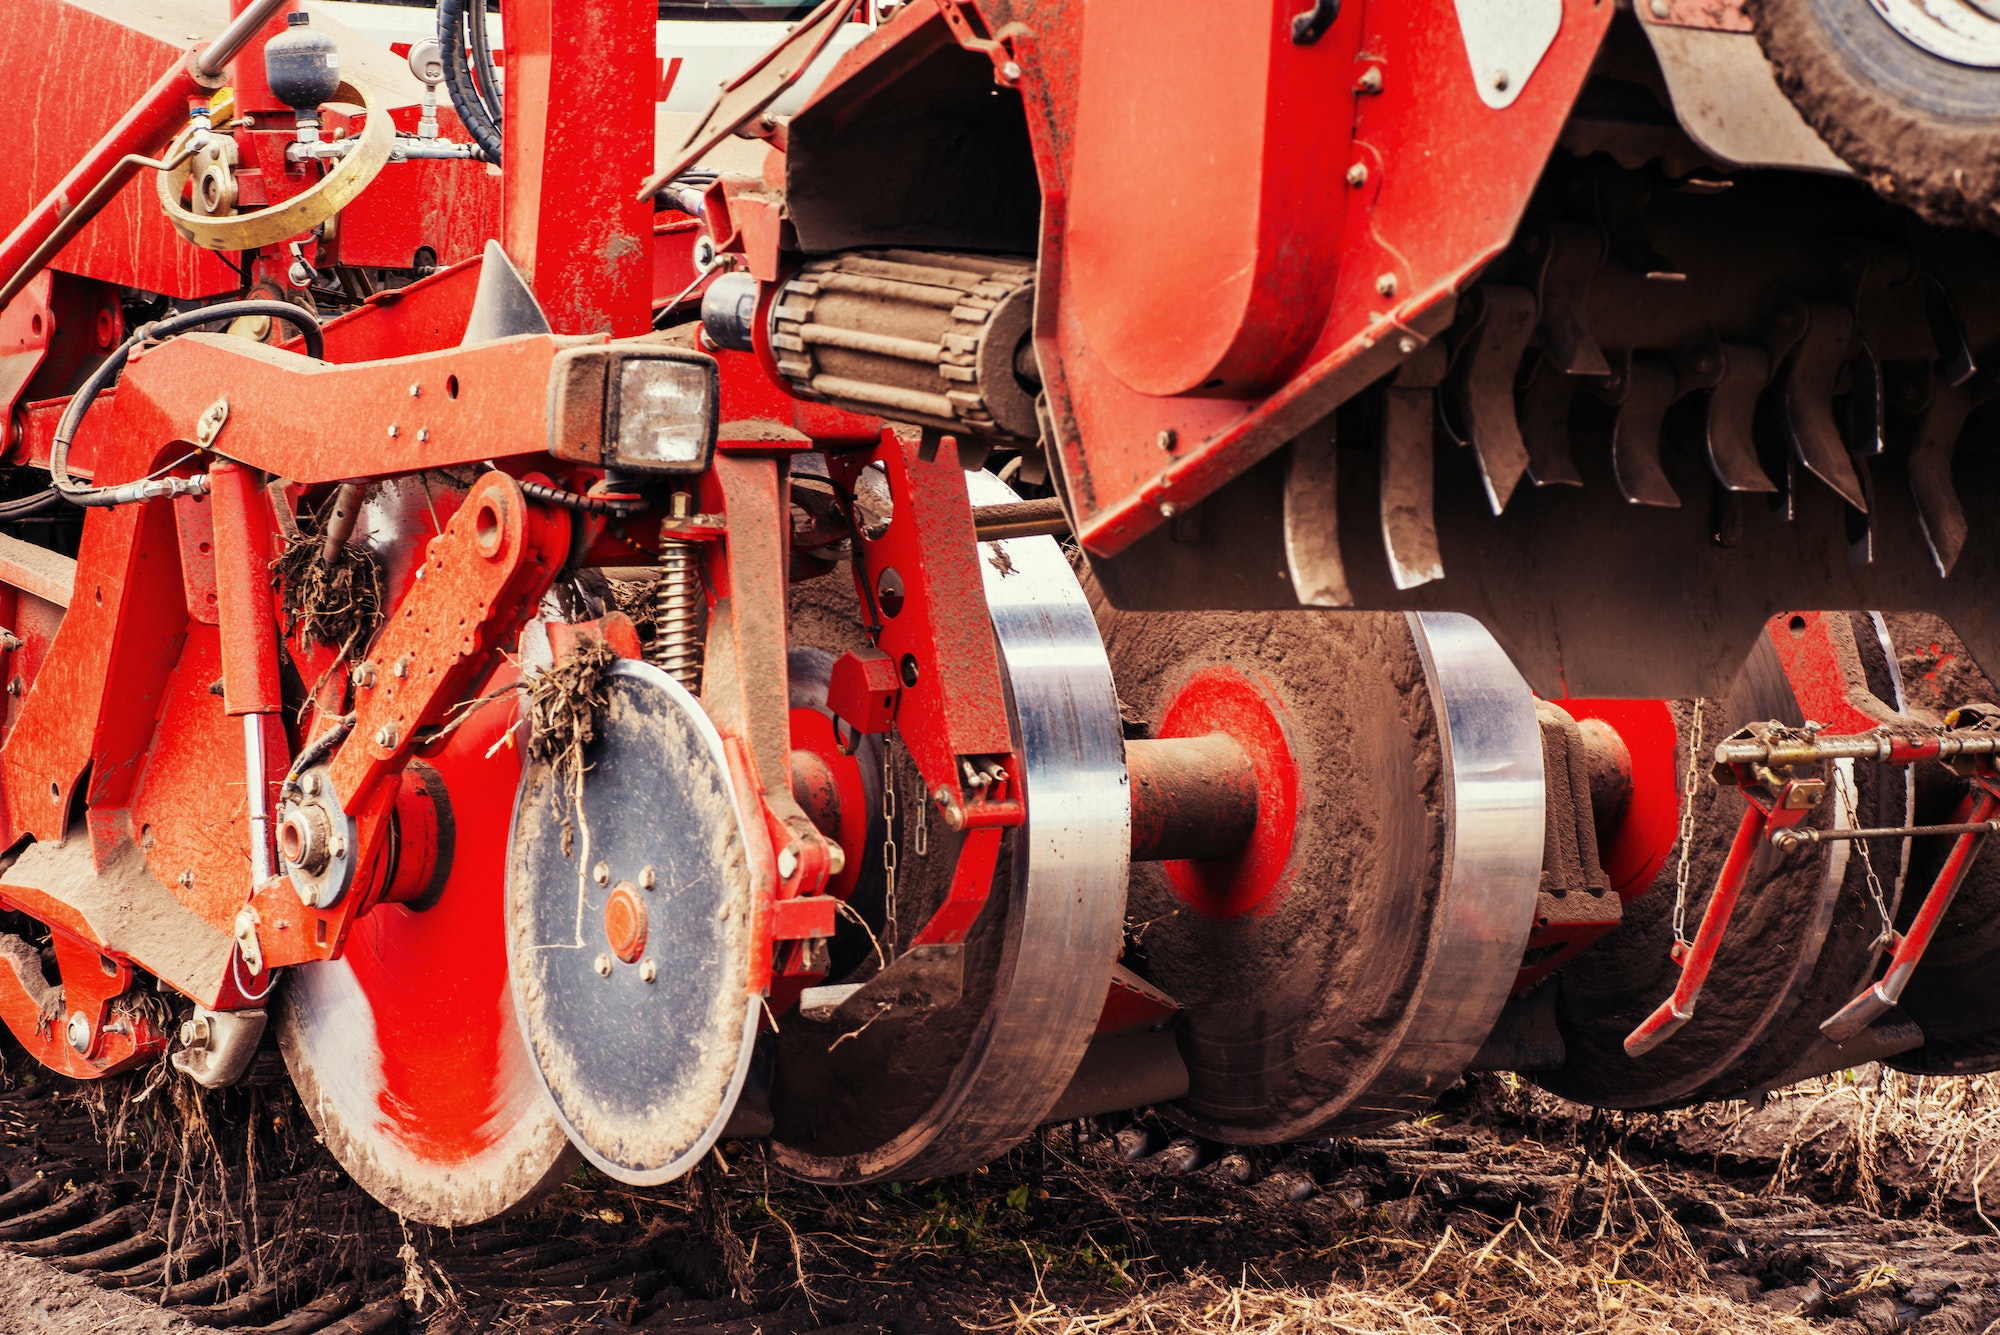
0, 1249, 199, 1333
1092, 601, 1449, 1145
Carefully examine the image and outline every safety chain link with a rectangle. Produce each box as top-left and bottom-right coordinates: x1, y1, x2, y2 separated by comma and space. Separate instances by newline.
881, 729, 899, 955
1835, 762, 1897, 949
1671, 699, 1706, 951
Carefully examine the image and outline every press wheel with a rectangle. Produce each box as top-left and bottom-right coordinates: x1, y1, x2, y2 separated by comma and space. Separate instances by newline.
1097, 606, 1545, 1142
767, 471, 1128, 1183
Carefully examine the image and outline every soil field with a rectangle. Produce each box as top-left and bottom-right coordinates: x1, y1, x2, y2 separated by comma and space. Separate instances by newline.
0, 1061, 1991, 1334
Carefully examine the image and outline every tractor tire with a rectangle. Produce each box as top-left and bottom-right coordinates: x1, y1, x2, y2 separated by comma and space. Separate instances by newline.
1750, 0, 2000, 230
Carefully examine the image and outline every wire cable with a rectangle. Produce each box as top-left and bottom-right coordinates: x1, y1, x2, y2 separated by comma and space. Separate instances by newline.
51, 301, 323, 509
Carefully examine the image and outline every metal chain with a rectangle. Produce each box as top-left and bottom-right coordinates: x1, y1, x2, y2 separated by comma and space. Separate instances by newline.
881, 730, 899, 956
1835, 762, 1897, 948
1671, 699, 1707, 951
910, 787, 928, 857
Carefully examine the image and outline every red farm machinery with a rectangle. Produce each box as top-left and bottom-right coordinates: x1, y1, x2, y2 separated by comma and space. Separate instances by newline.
0, 0, 1994, 1224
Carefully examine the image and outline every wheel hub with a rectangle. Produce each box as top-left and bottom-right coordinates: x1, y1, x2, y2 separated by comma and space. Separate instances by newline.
1868, 0, 2000, 67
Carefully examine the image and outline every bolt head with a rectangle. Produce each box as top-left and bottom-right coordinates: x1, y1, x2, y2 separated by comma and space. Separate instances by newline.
1345, 162, 1368, 187
1650, 0, 1671, 14
1159, 500, 1178, 518
66, 1012, 90, 1054
593, 861, 611, 886
777, 846, 800, 880
1398, 337, 1418, 356
302, 772, 319, 795
826, 844, 847, 877
1375, 273, 1399, 297
640, 959, 658, 983
1490, 68, 1510, 91
1357, 67, 1383, 93
1001, 60, 1023, 83
640, 866, 657, 890
1157, 428, 1178, 453
409, 383, 421, 397
386, 424, 399, 439
374, 724, 398, 749
594, 953, 613, 978
329, 835, 347, 859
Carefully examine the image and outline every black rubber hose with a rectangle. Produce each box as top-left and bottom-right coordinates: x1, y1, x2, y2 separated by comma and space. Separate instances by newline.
468, 0, 502, 126
52, 301, 324, 508
520, 480, 648, 516
437, 0, 503, 165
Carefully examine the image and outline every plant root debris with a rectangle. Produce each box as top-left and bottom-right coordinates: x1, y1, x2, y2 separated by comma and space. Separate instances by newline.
0, 1052, 1993, 1333
269, 519, 387, 660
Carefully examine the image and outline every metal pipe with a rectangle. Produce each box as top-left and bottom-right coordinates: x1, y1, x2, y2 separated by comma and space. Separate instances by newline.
1715, 730, 2000, 770
0, 0, 288, 311
973, 498, 1070, 542
197, 0, 295, 77
319, 483, 366, 564
244, 716, 273, 887
1772, 818, 2000, 849
1127, 734, 1259, 862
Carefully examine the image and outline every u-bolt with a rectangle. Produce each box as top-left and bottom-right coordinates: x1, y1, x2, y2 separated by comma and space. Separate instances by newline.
652, 491, 704, 694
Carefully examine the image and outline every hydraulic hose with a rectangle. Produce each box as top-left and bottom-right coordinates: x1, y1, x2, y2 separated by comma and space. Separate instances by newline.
437, 0, 503, 166
52, 301, 323, 509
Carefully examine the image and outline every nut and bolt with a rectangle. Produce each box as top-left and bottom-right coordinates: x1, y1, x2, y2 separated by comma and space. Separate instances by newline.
594, 953, 613, 978
593, 862, 611, 886
1157, 428, 1178, 453
1375, 273, 1399, 297
1490, 68, 1510, 91
640, 959, 658, 984
1159, 500, 1178, 518
409, 383, 421, 397
352, 662, 377, 688
1357, 67, 1383, 94
329, 835, 347, 859
777, 845, 800, 880
1345, 163, 1368, 187
65, 1011, 91, 1055
374, 723, 398, 748
1000, 60, 1022, 83
387, 424, 399, 438
1650, 0, 1671, 15
392, 656, 409, 679
640, 866, 657, 890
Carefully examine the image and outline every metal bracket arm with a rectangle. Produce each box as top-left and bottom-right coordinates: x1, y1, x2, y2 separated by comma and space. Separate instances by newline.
263, 471, 568, 960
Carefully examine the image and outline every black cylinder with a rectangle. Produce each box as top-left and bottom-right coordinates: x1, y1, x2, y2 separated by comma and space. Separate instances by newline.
265, 12, 341, 111
700, 271, 760, 353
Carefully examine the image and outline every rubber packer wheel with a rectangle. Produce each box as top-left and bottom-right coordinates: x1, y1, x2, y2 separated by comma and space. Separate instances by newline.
1097, 606, 1543, 1144
1536, 618, 1907, 1109
1751, 0, 2000, 229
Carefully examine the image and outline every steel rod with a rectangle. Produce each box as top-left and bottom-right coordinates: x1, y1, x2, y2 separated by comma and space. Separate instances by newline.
1772, 819, 2000, 848
1715, 730, 2000, 770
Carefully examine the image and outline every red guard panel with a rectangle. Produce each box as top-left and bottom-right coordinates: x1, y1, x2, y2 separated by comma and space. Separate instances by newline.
1065, 0, 1351, 397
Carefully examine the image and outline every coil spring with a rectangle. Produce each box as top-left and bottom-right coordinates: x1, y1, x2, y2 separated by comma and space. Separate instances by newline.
652, 498, 704, 693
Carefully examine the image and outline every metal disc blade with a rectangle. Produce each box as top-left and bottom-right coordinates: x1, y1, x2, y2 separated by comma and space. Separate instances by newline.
279, 687, 573, 1227
507, 658, 759, 1186
1100, 607, 1544, 1142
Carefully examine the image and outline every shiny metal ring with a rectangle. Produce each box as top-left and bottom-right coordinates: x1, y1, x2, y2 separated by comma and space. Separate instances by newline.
774, 470, 1130, 1182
